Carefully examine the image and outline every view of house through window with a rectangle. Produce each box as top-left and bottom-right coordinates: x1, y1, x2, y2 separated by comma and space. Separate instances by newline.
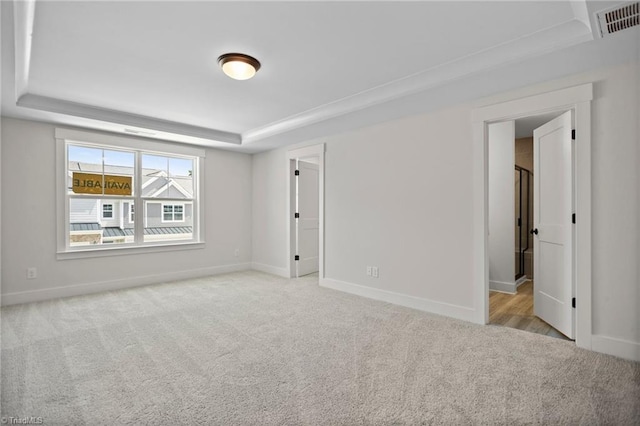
67, 144, 196, 248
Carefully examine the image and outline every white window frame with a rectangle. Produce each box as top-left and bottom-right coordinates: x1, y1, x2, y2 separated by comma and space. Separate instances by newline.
56, 128, 206, 259
102, 203, 114, 219
161, 203, 185, 223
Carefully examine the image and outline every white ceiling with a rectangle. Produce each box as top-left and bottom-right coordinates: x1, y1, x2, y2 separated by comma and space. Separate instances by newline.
1, 1, 638, 153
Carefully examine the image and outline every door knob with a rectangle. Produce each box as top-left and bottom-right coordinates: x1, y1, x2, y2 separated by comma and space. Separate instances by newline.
530, 228, 539, 235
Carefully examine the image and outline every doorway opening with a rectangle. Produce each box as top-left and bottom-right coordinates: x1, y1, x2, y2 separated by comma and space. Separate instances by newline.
488, 113, 571, 340
472, 83, 593, 350
286, 144, 325, 279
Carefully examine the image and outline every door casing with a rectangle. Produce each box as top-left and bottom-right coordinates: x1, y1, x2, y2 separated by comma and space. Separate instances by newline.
472, 84, 592, 350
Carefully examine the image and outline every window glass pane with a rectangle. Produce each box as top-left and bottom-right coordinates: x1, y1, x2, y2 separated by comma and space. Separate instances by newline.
69, 198, 134, 247
104, 149, 134, 196
144, 201, 193, 243
64, 139, 200, 251
68, 145, 134, 196
142, 154, 193, 199
68, 145, 103, 195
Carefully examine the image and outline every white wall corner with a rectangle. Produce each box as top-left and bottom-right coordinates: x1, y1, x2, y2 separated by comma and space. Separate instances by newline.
489, 280, 518, 294
250, 262, 290, 278
320, 278, 476, 323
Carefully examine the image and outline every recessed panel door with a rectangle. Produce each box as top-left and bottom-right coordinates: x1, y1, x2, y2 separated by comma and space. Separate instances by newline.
296, 160, 319, 276
533, 111, 574, 339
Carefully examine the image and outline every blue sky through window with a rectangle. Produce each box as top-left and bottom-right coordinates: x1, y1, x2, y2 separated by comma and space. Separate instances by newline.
69, 146, 192, 176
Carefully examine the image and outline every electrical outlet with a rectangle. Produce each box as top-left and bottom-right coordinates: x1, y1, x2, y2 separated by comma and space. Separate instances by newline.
234, 248, 240, 257
372, 267, 379, 278
366, 266, 372, 276
26, 267, 37, 279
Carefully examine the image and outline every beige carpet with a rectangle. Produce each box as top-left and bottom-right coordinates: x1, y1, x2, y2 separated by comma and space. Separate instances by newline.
2, 271, 639, 425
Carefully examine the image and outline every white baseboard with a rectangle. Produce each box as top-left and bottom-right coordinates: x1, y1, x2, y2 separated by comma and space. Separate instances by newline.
320, 277, 476, 323
251, 262, 289, 278
1, 263, 251, 306
591, 334, 640, 362
515, 276, 528, 288
489, 279, 518, 294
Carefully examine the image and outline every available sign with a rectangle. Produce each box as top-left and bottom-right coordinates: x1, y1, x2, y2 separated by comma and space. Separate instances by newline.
72, 172, 132, 195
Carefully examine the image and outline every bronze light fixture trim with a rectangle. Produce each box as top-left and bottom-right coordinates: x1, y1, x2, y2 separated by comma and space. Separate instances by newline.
218, 53, 261, 80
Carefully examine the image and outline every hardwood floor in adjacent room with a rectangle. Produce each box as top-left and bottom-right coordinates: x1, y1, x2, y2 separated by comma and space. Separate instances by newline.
489, 281, 571, 341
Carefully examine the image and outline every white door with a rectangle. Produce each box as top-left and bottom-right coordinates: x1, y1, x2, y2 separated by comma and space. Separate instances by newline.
296, 160, 319, 276
533, 111, 574, 339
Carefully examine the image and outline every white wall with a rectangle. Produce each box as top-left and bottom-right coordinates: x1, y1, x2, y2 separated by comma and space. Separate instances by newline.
251, 148, 288, 276
488, 121, 516, 293
251, 60, 640, 359
1, 117, 253, 303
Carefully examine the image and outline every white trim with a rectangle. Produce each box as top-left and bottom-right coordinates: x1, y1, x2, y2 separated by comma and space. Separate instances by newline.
591, 335, 640, 362
1, 262, 250, 306
472, 84, 593, 123
573, 100, 592, 349
56, 127, 207, 158
490, 276, 527, 294
472, 83, 593, 351
250, 262, 290, 278
57, 241, 205, 260
24, 95, 240, 145
286, 144, 325, 280
489, 282, 515, 294
320, 278, 476, 323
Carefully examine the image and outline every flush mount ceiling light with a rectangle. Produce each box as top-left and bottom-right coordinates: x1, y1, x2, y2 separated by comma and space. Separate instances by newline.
218, 53, 261, 80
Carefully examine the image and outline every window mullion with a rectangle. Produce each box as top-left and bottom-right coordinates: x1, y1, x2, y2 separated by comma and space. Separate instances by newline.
134, 151, 144, 245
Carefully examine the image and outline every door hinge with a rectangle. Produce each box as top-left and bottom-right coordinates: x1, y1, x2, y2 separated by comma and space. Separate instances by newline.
571, 129, 576, 140
294, 255, 299, 261
572, 213, 576, 224
294, 212, 299, 218
294, 169, 300, 176
517, 217, 521, 227
572, 297, 576, 308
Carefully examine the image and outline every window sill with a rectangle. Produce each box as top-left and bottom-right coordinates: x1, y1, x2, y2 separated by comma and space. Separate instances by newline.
57, 241, 205, 260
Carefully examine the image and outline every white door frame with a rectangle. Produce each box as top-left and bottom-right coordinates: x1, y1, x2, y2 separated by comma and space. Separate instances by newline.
286, 144, 325, 279
472, 84, 592, 350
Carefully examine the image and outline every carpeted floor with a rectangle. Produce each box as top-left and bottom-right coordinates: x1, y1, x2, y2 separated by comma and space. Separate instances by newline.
2, 271, 639, 425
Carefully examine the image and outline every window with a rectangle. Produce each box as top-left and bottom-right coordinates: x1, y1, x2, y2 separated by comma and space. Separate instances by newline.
102, 203, 114, 219
162, 204, 184, 222
56, 128, 204, 255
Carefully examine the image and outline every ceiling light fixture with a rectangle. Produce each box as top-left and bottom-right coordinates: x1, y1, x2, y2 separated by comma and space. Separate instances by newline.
218, 53, 261, 80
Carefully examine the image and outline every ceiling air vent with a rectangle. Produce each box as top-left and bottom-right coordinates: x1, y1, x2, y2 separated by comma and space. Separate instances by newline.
596, 2, 639, 37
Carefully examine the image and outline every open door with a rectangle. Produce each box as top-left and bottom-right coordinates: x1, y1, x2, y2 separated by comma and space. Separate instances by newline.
533, 110, 574, 339
296, 160, 319, 276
